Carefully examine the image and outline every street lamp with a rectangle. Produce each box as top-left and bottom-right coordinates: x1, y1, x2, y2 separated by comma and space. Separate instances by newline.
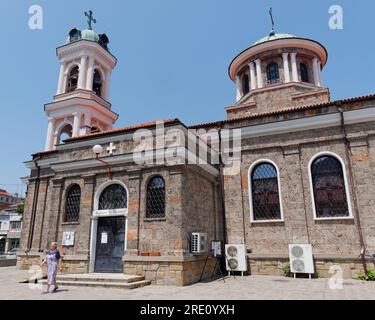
92, 144, 113, 180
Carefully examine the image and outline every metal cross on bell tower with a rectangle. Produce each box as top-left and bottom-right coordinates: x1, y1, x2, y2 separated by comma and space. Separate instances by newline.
269, 7, 276, 35
84, 10, 97, 30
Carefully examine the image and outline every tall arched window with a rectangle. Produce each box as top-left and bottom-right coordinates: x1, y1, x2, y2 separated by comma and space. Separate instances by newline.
93, 70, 102, 97
300, 63, 309, 83
242, 74, 250, 96
65, 184, 81, 222
146, 176, 166, 218
99, 184, 127, 211
267, 63, 280, 85
250, 162, 282, 221
311, 155, 350, 218
67, 66, 79, 93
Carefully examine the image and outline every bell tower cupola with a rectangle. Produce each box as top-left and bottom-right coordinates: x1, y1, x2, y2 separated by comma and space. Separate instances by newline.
226, 9, 330, 120
44, 11, 119, 151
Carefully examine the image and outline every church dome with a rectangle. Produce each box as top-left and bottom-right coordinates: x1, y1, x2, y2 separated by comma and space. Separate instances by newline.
228, 32, 328, 82
81, 28, 100, 42
253, 32, 296, 46
66, 28, 110, 51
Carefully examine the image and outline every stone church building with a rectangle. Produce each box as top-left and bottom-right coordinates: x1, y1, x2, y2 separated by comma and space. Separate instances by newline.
18, 17, 375, 285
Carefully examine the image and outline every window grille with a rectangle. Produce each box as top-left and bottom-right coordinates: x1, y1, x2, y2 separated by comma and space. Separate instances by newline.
251, 163, 281, 221
311, 156, 349, 218
146, 176, 166, 218
267, 63, 280, 84
65, 185, 81, 222
99, 184, 127, 210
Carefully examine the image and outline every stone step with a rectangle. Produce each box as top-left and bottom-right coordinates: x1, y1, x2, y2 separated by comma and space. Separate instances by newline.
40, 279, 152, 289
56, 273, 145, 284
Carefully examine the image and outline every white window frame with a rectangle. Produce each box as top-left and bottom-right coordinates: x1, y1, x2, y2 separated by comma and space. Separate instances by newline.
93, 180, 129, 217
308, 151, 354, 221
248, 159, 284, 223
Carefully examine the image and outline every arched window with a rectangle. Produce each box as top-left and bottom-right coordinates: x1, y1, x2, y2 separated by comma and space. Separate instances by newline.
67, 66, 79, 93
250, 162, 282, 221
242, 74, 250, 96
98, 184, 127, 211
93, 70, 102, 97
65, 185, 81, 222
267, 63, 280, 85
300, 63, 309, 83
146, 176, 166, 218
58, 124, 72, 144
311, 155, 349, 218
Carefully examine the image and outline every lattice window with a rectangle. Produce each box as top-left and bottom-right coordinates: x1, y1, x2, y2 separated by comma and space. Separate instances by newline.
267, 63, 280, 84
65, 184, 81, 222
311, 156, 349, 218
146, 176, 166, 218
300, 63, 309, 83
251, 163, 281, 221
99, 184, 127, 210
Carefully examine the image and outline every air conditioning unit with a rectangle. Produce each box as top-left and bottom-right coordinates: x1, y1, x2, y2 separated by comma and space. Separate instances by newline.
225, 244, 247, 272
289, 244, 314, 275
191, 233, 208, 254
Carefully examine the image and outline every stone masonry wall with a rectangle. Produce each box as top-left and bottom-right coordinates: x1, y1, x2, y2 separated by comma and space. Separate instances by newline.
224, 120, 375, 276
182, 166, 222, 250
124, 256, 217, 286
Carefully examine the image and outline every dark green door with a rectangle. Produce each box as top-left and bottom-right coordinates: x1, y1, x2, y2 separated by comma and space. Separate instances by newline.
94, 217, 125, 273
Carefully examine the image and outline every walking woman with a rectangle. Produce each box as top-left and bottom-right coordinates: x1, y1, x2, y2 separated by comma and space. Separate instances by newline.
41, 242, 61, 293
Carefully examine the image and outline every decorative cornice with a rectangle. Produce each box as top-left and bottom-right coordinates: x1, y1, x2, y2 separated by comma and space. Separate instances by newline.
56, 40, 117, 69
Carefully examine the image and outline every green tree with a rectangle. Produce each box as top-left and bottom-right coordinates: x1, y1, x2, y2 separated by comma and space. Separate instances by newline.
16, 203, 24, 215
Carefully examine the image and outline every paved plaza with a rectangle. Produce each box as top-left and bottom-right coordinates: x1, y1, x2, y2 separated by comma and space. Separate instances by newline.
0, 267, 374, 300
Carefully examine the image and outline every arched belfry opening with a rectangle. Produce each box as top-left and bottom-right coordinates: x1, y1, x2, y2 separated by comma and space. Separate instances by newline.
57, 123, 73, 144
67, 66, 79, 93
90, 126, 101, 133
93, 70, 103, 97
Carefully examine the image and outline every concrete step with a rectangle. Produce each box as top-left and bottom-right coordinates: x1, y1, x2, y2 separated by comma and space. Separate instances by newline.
40, 279, 152, 289
56, 273, 145, 284
39, 273, 152, 289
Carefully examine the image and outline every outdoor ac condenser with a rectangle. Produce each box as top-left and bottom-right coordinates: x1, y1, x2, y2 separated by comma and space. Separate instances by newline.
191, 233, 208, 254
225, 244, 247, 272
288, 244, 315, 275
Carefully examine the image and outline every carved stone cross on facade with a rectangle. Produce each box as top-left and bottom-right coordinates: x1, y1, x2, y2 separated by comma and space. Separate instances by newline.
106, 142, 116, 155
85, 10, 97, 30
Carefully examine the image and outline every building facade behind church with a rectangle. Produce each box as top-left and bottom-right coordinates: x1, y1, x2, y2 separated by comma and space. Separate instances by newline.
18, 19, 375, 285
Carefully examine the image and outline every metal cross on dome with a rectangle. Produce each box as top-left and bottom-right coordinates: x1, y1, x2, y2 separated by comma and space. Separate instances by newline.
84, 10, 97, 30
269, 7, 275, 34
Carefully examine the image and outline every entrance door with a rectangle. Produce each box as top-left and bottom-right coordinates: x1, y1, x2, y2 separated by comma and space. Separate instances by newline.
94, 217, 125, 273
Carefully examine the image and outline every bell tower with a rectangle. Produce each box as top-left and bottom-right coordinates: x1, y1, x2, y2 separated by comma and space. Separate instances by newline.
44, 11, 118, 151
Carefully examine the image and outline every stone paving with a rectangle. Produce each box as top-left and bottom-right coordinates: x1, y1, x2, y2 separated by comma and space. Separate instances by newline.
0, 267, 374, 300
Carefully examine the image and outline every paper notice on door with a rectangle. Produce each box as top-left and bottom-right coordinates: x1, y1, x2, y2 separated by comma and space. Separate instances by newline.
101, 232, 108, 244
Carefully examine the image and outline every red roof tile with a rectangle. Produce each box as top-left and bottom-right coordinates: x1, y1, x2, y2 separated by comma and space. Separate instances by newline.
66, 119, 181, 143
189, 93, 375, 129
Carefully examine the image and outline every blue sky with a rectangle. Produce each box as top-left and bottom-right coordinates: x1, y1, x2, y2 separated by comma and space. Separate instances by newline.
0, 0, 374, 195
